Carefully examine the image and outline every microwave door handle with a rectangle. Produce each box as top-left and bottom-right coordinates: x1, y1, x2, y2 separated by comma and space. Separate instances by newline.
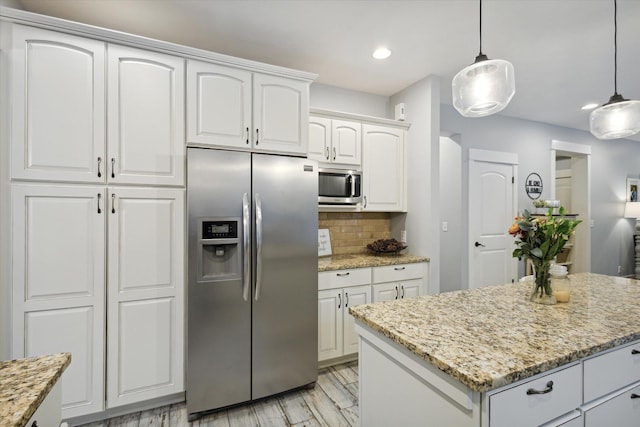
242, 193, 250, 301
349, 174, 356, 197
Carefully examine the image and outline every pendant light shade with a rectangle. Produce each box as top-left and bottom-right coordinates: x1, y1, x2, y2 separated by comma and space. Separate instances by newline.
452, 0, 515, 118
589, 0, 640, 140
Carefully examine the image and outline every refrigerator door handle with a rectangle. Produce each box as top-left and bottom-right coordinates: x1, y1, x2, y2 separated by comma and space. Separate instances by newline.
255, 193, 263, 301
242, 192, 250, 301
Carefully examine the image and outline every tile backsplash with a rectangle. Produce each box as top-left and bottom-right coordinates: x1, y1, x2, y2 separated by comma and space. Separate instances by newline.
318, 212, 391, 255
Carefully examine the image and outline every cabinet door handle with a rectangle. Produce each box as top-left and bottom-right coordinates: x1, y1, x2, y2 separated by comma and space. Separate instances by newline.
526, 381, 554, 395
395, 286, 398, 299
97, 193, 102, 214
246, 127, 249, 144
401, 285, 405, 299
97, 157, 102, 178
332, 147, 336, 160
338, 293, 341, 309
256, 128, 259, 145
631, 393, 640, 399
111, 158, 116, 178
345, 292, 349, 307
394, 266, 406, 271
364, 195, 367, 208
336, 272, 350, 277
111, 193, 116, 214
325, 147, 329, 160
632, 349, 640, 355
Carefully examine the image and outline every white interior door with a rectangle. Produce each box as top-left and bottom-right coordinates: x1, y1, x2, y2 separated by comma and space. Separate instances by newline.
468, 150, 517, 289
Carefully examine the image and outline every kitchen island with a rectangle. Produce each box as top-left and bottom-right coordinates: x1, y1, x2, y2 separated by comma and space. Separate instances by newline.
0, 352, 70, 427
349, 273, 640, 426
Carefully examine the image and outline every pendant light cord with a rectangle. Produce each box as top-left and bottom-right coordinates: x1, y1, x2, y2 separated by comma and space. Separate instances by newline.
479, 0, 483, 55
613, 0, 618, 95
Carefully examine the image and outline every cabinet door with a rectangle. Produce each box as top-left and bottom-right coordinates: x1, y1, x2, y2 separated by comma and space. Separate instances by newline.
309, 116, 331, 162
584, 384, 640, 427
106, 187, 185, 408
400, 279, 423, 299
343, 285, 371, 355
362, 124, 405, 211
372, 282, 399, 302
12, 184, 106, 418
186, 60, 252, 149
11, 25, 106, 183
332, 120, 361, 166
107, 45, 185, 186
318, 289, 343, 361
253, 73, 309, 155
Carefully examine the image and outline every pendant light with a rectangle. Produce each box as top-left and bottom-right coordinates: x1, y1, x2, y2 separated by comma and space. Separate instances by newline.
452, 0, 515, 118
590, 0, 640, 140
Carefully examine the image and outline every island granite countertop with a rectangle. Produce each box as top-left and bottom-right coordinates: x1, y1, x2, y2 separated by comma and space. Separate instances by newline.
318, 253, 429, 272
0, 352, 70, 427
349, 272, 640, 393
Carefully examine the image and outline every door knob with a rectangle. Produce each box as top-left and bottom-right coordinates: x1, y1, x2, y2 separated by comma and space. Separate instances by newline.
474, 241, 485, 248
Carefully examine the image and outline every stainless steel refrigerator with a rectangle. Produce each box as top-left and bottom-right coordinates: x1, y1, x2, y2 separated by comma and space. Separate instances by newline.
186, 147, 318, 417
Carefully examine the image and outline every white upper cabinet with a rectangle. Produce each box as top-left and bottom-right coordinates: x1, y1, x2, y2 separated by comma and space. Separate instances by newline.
11, 25, 106, 183
309, 116, 361, 166
10, 25, 185, 186
362, 124, 406, 212
107, 45, 185, 186
187, 60, 252, 148
187, 60, 309, 155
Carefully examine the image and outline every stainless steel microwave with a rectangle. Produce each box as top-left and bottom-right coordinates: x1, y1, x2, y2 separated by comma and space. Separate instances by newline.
318, 168, 362, 205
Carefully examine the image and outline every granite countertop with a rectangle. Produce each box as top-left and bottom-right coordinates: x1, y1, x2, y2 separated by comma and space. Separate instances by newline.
0, 353, 71, 427
349, 273, 640, 393
318, 253, 430, 272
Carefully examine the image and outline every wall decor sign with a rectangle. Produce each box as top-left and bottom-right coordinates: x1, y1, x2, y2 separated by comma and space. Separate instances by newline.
525, 173, 543, 200
628, 178, 639, 202
318, 229, 332, 257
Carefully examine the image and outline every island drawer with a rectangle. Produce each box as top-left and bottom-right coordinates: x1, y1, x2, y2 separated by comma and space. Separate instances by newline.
489, 363, 581, 427
583, 339, 640, 403
372, 263, 423, 283
319, 268, 371, 290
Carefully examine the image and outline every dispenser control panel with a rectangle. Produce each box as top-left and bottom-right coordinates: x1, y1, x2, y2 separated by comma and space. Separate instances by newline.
202, 220, 238, 239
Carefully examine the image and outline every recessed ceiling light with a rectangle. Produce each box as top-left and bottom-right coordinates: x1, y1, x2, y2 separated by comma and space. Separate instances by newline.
581, 103, 599, 110
372, 47, 391, 60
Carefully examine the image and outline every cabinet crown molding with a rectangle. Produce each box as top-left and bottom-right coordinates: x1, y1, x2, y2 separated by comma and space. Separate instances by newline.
310, 108, 411, 129
0, 6, 317, 82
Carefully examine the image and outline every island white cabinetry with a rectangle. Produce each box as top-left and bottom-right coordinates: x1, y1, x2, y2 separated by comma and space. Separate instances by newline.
309, 116, 361, 166
318, 268, 371, 362
187, 60, 309, 155
362, 124, 406, 212
372, 263, 425, 302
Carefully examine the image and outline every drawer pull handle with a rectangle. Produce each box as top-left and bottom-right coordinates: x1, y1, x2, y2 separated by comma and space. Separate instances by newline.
394, 267, 406, 271
631, 393, 640, 399
336, 272, 350, 277
526, 381, 553, 395
632, 349, 640, 355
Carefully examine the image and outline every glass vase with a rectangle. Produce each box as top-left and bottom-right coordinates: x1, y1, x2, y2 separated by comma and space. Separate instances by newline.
529, 260, 557, 305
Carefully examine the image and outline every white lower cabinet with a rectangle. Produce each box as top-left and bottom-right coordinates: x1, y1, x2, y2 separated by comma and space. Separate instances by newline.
11, 184, 185, 418
318, 269, 371, 362
583, 383, 640, 427
372, 263, 426, 302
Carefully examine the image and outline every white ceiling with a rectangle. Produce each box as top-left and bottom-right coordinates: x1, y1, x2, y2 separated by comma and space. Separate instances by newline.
9, 0, 640, 139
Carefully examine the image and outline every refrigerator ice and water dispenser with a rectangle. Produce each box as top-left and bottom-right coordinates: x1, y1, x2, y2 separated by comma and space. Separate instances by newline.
197, 218, 241, 282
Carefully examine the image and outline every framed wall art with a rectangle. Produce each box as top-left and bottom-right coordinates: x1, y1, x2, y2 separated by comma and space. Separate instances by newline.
628, 178, 639, 202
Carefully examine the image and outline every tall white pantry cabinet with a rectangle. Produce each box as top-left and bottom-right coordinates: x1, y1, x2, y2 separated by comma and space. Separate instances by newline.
3, 23, 185, 419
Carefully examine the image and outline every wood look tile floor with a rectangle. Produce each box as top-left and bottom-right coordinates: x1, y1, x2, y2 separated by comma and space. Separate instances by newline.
77, 362, 359, 427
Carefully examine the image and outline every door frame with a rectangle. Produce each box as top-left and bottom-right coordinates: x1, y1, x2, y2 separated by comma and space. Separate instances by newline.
468, 148, 519, 288
550, 140, 591, 273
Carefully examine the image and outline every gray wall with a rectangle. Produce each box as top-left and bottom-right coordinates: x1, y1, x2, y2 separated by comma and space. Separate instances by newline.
310, 83, 389, 118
